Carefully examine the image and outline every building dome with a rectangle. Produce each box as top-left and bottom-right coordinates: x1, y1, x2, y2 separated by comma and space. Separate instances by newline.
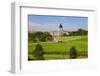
59, 24, 63, 28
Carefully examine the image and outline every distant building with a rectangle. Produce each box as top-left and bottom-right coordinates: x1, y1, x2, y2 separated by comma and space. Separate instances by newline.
58, 24, 64, 36
50, 24, 69, 37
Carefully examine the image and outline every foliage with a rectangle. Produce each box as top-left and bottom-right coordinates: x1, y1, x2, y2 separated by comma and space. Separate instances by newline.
69, 47, 77, 59
33, 43, 45, 60
28, 32, 53, 42
28, 36, 88, 60
68, 28, 88, 36
62, 33, 68, 36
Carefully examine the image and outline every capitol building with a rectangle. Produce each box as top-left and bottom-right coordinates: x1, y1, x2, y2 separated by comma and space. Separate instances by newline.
50, 24, 69, 37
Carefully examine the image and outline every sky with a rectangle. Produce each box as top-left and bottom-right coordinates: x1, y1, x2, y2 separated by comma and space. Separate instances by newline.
28, 15, 88, 32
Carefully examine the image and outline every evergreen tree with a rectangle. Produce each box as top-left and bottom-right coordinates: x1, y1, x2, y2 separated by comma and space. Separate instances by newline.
69, 47, 77, 59
33, 43, 44, 60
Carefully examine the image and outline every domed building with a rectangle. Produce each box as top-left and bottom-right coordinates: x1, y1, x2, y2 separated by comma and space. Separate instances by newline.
58, 24, 64, 36
50, 24, 69, 37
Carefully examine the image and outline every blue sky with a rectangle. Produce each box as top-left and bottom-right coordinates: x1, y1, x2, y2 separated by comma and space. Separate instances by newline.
28, 15, 88, 32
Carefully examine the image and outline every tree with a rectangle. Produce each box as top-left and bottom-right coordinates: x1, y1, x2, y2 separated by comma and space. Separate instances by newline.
78, 29, 88, 35
68, 28, 88, 36
33, 43, 44, 60
28, 32, 53, 42
42, 32, 53, 41
69, 47, 77, 59
62, 33, 67, 36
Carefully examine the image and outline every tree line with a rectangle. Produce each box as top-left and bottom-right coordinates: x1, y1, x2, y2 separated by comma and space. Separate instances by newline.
28, 29, 88, 42
63, 29, 88, 36
28, 32, 53, 42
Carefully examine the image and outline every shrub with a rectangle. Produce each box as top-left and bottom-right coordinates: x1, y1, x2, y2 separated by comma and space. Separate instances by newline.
69, 47, 77, 59
33, 43, 45, 60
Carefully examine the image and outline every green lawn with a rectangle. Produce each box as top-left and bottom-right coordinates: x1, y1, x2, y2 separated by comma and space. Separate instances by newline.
28, 35, 88, 60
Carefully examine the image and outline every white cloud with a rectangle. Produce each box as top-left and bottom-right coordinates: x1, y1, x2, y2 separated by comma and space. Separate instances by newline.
28, 21, 58, 32
28, 21, 87, 32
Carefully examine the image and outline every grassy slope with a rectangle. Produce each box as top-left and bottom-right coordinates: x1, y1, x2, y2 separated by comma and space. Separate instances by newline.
28, 36, 88, 60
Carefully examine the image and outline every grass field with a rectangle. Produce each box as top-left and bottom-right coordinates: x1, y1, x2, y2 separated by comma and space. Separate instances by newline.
28, 35, 88, 60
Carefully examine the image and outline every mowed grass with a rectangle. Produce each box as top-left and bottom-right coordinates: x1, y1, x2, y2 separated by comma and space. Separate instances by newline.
28, 35, 88, 60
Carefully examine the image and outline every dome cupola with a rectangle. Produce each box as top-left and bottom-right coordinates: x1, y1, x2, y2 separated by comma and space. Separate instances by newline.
59, 24, 63, 28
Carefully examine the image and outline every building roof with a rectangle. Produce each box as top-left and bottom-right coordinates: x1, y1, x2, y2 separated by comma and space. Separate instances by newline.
59, 24, 63, 28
